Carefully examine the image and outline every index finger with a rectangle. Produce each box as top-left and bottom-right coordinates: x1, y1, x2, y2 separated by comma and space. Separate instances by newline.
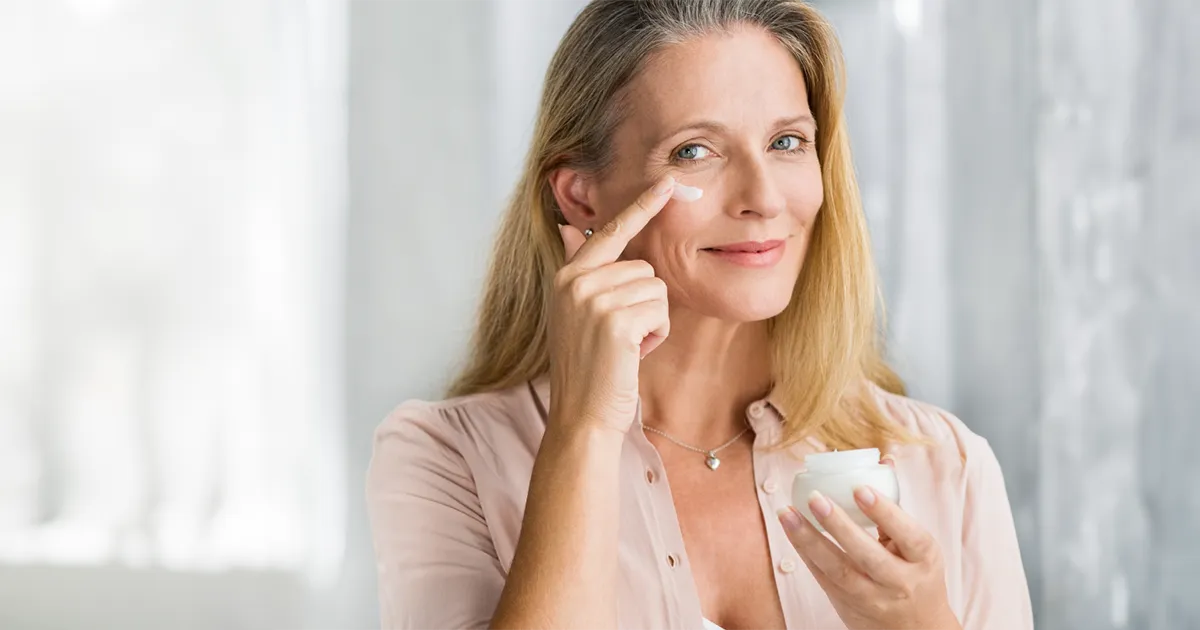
856, 486, 936, 563
570, 176, 675, 270
777, 507, 873, 594
815, 492, 907, 586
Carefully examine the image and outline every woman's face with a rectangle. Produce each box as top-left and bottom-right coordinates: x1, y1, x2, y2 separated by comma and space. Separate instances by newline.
581, 26, 823, 323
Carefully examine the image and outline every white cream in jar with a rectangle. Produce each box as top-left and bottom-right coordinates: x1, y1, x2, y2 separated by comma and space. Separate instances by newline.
791, 447, 899, 530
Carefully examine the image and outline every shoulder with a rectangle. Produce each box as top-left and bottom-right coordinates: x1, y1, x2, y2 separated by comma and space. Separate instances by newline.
368, 380, 547, 494
866, 383, 999, 478
373, 381, 545, 450
865, 385, 1019, 547
366, 381, 547, 561
866, 387, 1030, 621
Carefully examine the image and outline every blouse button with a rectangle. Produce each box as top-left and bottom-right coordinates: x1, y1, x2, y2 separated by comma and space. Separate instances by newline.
667, 554, 680, 568
645, 469, 656, 484
762, 478, 778, 494
748, 401, 766, 419
779, 558, 797, 574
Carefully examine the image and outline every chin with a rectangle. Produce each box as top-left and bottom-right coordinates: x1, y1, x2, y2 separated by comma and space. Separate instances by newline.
695, 285, 796, 322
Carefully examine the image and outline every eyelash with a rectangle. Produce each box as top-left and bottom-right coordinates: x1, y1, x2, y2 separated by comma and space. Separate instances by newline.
670, 134, 812, 164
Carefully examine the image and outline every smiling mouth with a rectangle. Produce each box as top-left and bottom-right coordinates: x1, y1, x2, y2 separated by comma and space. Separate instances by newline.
699, 239, 788, 269
702, 240, 785, 253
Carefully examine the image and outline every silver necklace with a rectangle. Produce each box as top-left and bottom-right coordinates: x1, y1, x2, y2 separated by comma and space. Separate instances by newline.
640, 422, 751, 471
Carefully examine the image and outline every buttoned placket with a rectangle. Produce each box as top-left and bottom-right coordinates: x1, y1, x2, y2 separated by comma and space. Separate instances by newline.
631, 401, 695, 629
633, 396, 813, 629
747, 398, 812, 627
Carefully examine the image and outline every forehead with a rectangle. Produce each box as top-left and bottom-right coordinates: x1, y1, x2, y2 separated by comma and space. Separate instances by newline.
619, 26, 813, 138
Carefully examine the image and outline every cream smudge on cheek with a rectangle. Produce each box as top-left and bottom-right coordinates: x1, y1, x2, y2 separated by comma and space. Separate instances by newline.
671, 183, 703, 201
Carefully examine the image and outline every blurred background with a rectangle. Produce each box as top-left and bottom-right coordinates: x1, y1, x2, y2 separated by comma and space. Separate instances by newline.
0, 0, 1195, 629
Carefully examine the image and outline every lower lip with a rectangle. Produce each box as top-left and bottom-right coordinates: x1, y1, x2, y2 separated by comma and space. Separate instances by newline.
702, 242, 786, 268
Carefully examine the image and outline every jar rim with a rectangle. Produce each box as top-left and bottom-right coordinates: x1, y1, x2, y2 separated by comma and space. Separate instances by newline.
803, 447, 881, 473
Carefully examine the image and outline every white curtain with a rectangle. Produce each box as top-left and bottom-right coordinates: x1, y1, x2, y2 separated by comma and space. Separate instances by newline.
0, 0, 346, 584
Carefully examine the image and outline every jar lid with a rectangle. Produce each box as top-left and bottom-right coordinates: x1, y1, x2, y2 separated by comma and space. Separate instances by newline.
803, 447, 880, 473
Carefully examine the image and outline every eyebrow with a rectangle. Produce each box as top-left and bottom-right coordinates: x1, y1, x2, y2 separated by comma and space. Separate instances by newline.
656, 114, 818, 145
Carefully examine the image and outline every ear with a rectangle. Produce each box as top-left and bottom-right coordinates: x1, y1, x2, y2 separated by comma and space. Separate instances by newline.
548, 167, 598, 231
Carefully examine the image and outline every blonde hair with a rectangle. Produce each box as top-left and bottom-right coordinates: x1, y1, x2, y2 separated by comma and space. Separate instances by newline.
449, 0, 913, 451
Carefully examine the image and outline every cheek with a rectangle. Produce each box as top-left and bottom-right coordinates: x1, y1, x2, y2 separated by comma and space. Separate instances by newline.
788, 170, 824, 225
653, 198, 714, 237
625, 205, 703, 259
622, 202, 712, 280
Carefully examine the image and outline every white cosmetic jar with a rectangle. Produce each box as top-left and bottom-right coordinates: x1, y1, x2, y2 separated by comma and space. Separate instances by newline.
792, 448, 899, 530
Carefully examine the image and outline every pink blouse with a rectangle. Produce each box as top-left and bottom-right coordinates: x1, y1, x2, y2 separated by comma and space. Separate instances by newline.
366, 377, 1033, 629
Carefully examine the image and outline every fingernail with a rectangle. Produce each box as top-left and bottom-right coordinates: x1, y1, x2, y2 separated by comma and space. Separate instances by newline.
881, 453, 896, 467
653, 176, 675, 195
854, 485, 877, 507
808, 490, 832, 519
777, 507, 802, 530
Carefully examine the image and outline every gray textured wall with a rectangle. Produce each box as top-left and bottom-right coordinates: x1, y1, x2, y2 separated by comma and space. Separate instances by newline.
347, 2, 494, 629
819, 0, 1200, 628
1034, 0, 1200, 627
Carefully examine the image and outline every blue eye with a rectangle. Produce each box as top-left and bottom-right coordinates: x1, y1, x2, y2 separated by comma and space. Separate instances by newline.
675, 144, 711, 161
772, 135, 806, 152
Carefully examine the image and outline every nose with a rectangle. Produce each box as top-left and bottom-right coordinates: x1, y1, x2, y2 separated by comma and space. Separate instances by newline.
725, 155, 787, 220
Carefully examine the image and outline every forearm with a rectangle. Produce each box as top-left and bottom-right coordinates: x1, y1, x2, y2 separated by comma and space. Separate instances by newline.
490, 421, 625, 629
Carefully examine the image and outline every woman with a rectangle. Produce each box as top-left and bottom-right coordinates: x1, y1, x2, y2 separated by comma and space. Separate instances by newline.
367, 0, 1033, 628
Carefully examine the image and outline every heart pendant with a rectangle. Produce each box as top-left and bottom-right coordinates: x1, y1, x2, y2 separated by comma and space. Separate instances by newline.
705, 453, 720, 471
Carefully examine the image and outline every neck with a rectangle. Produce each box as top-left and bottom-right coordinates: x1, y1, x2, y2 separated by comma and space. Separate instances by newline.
636, 307, 773, 445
